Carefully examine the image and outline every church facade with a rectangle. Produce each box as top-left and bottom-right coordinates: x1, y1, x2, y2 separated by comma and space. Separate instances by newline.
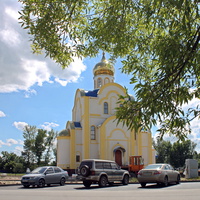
57, 54, 155, 173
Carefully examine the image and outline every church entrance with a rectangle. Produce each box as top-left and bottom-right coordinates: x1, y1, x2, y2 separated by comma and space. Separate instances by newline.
115, 150, 122, 166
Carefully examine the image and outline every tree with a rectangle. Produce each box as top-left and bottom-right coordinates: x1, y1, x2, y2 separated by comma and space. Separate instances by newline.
193, 151, 200, 168
18, 0, 200, 139
0, 152, 17, 172
33, 129, 47, 165
13, 163, 24, 173
22, 125, 57, 167
22, 125, 37, 168
170, 140, 197, 168
44, 129, 58, 165
0, 151, 26, 173
154, 139, 197, 168
154, 140, 172, 164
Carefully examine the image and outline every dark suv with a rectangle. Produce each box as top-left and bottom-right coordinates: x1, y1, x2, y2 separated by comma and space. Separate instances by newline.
77, 159, 130, 187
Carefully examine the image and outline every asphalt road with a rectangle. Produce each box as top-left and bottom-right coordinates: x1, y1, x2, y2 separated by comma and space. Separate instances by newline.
0, 182, 200, 200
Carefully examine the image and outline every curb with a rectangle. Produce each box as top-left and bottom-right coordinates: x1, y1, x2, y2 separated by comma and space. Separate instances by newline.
1, 180, 200, 187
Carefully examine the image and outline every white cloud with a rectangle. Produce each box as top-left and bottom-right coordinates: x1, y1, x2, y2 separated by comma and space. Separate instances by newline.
14, 146, 23, 156
53, 57, 87, 86
5, 138, 18, 146
40, 122, 59, 132
13, 121, 28, 131
18, 139, 24, 145
0, 139, 23, 149
0, 140, 5, 147
24, 89, 37, 98
182, 97, 200, 110
0, 0, 87, 94
0, 111, 6, 117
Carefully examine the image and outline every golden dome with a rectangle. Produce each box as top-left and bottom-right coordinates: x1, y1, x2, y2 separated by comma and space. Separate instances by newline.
93, 53, 115, 76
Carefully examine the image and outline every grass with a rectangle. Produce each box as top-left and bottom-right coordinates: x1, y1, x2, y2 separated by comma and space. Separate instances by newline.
0, 173, 24, 178
129, 177, 139, 183
181, 176, 200, 181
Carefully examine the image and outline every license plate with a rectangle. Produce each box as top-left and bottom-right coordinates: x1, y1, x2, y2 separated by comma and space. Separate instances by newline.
144, 172, 151, 176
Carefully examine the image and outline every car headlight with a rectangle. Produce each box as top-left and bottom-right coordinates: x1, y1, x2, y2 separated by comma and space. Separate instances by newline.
29, 177, 36, 180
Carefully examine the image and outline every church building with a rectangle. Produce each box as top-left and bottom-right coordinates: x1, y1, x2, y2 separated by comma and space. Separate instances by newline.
57, 53, 155, 174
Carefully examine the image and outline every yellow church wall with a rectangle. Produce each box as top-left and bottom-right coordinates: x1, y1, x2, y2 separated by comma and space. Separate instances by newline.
83, 96, 90, 159
72, 89, 81, 121
94, 108, 152, 166
138, 130, 143, 156
75, 129, 82, 145
70, 129, 76, 170
99, 90, 120, 104
98, 84, 125, 104
110, 96, 118, 115
130, 130, 136, 156
73, 98, 82, 122
90, 143, 99, 159
98, 82, 126, 96
99, 92, 123, 115
89, 98, 102, 117
99, 115, 130, 165
107, 127, 130, 165
57, 136, 70, 169
99, 119, 106, 160
142, 132, 149, 147
75, 151, 81, 169
142, 147, 149, 166
141, 131, 154, 166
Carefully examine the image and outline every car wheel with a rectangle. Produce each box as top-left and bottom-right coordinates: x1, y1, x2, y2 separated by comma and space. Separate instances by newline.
37, 179, 45, 188
141, 183, 146, 188
99, 176, 108, 187
176, 175, 180, 184
60, 177, 66, 186
122, 174, 129, 185
83, 180, 92, 188
80, 165, 90, 177
163, 176, 168, 187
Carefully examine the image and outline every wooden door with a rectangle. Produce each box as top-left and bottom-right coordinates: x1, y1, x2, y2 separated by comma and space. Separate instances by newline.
115, 150, 122, 166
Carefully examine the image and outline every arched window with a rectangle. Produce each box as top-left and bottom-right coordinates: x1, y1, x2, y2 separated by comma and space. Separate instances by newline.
91, 126, 96, 140
104, 102, 108, 114
104, 78, 110, 84
97, 78, 102, 88
94, 80, 96, 89
76, 155, 80, 162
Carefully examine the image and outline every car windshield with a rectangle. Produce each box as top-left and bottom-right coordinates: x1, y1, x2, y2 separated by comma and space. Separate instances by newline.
144, 164, 163, 170
31, 167, 47, 174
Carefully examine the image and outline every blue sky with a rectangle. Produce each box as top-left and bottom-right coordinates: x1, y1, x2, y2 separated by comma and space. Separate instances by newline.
0, 0, 200, 155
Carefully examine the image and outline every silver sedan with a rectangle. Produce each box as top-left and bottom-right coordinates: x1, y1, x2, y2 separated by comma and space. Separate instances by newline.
137, 163, 180, 187
21, 166, 68, 188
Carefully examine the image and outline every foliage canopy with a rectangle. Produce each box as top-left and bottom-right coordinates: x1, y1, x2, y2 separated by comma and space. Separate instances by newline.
19, 0, 200, 139
22, 125, 58, 168
153, 139, 197, 168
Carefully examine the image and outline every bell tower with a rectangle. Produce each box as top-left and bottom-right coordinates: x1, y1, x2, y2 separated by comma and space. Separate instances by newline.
93, 53, 115, 89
